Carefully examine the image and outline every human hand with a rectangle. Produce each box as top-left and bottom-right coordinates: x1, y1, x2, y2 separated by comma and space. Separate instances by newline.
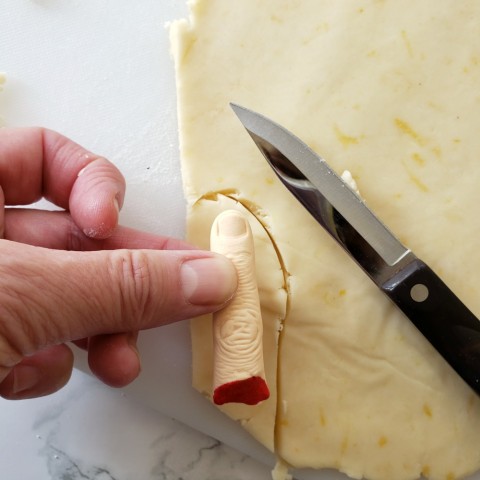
0, 128, 237, 400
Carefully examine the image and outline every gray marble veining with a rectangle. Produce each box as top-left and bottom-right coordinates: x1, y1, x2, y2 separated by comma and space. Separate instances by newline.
0, 370, 272, 480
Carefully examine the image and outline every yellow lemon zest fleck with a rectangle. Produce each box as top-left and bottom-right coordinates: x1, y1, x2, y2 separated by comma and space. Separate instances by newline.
401, 30, 414, 57
378, 436, 388, 447
411, 152, 425, 166
423, 403, 433, 418
334, 125, 360, 147
394, 118, 426, 146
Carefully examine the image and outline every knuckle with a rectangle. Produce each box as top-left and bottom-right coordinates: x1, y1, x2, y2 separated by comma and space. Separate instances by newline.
79, 156, 126, 190
0, 334, 22, 370
0, 292, 34, 368
113, 250, 154, 326
0, 251, 62, 363
66, 221, 85, 251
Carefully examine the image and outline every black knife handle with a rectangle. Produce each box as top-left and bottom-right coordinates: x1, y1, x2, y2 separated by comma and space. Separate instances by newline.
382, 259, 480, 394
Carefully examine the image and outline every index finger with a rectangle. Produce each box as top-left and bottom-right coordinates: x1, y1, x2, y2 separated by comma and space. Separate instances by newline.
0, 127, 126, 238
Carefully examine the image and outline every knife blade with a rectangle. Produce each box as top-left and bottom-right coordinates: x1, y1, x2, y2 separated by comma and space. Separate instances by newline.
231, 103, 480, 395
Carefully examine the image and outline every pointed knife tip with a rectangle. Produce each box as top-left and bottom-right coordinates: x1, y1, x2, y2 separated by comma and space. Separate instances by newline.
229, 102, 244, 115
229, 103, 256, 130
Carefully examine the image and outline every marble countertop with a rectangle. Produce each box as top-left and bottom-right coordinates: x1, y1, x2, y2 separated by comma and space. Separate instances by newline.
0, 368, 274, 480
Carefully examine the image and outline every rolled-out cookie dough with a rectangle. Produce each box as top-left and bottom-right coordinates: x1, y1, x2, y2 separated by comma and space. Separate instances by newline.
171, 2, 480, 479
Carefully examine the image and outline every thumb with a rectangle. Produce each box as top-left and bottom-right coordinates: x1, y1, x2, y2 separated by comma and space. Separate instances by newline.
0, 240, 237, 375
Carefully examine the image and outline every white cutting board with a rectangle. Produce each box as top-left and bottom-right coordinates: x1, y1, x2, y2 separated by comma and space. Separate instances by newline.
1, 4, 477, 480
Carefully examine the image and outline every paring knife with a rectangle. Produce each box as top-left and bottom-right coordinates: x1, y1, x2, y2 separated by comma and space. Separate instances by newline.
231, 103, 480, 395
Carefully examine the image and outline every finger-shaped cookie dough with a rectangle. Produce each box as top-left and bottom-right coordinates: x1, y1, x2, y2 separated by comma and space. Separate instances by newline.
210, 209, 269, 405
